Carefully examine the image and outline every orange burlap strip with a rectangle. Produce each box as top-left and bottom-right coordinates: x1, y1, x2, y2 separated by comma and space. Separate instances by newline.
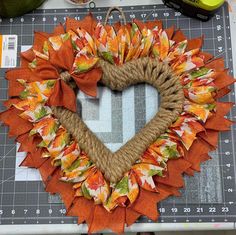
47, 79, 77, 112
186, 37, 203, 51
0, 107, 33, 137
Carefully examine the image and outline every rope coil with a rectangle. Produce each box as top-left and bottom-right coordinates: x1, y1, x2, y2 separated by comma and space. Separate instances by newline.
52, 57, 184, 183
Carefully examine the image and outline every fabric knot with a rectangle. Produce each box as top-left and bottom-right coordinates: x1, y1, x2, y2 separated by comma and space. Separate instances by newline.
60, 71, 71, 82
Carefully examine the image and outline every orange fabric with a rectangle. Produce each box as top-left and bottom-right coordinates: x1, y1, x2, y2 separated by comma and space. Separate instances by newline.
216, 102, 234, 116
33, 31, 50, 52
189, 119, 205, 133
20, 48, 35, 67
6, 69, 29, 97
33, 63, 59, 80
186, 37, 203, 51
20, 153, 35, 167
100, 206, 125, 234
157, 183, 181, 197
216, 87, 231, 98
50, 37, 102, 98
35, 40, 80, 111
113, 22, 121, 32
126, 208, 141, 226
172, 29, 187, 42
8, 80, 24, 97
72, 67, 102, 97
6, 68, 33, 82
199, 51, 213, 62
214, 70, 235, 90
184, 168, 195, 176
88, 205, 125, 233
86, 205, 108, 233
204, 102, 234, 131
47, 80, 76, 112
30, 148, 47, 168
0, 107, 33, 137
190, 153, 211, 172
186, 138, 212, 158
67, 197, 94, 223
156, 158, 191, 187
133, 19, 146, 30
53, 23, 65, 35
49, 39, 74, 70
185, 139, 213, 167
108, 23, 132, 34
38, 159, 57, 182
66, 14, 97, 35
205, 115, 233, 131
17, 133, 46, 169
206, 58, 225, 71
66, 17, 81, 32
17, 133, 41, 153
198, 130, 219, 147
131, 187, 169, 221
146, 20, 162, 30
165, 26, 175, 39
45, 170, 75, 209
3, 98, 21, 108
21, 48, 35, 61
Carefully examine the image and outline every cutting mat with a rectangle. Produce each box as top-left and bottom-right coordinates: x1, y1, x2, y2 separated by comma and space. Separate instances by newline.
0, 3, 236, 226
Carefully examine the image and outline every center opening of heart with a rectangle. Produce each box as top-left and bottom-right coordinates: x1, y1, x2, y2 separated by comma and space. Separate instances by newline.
77, 84, 159, 152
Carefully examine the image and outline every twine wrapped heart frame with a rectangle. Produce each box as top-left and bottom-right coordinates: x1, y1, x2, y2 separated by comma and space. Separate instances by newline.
0, 6, 235, 233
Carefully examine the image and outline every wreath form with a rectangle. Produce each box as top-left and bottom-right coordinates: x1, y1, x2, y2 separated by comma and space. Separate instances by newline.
0, 7, 235, 233
53, 57, 184, 183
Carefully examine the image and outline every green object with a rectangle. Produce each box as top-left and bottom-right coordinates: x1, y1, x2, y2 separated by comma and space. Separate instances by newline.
183, 0, 224, 11
163, 0, 224, 21
0, 0, 45, 18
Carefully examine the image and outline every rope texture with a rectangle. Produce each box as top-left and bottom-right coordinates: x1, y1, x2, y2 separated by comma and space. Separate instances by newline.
60, 71, 71, 82
104, 6, 127, 25
52, 57, 184, 183
60, 71, 76, 89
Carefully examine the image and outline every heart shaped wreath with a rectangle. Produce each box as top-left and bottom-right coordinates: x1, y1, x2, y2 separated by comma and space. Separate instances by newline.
0, 7, 235, 233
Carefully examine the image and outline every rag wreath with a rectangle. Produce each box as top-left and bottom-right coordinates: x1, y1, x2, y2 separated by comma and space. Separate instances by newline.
0, 7, 235, 233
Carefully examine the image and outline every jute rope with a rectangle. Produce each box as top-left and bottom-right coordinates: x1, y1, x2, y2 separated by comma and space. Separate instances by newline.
52, 57, 184, 183
60, 71, 77, 89
104, 6, 127, 25
60, 71, 71, 82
